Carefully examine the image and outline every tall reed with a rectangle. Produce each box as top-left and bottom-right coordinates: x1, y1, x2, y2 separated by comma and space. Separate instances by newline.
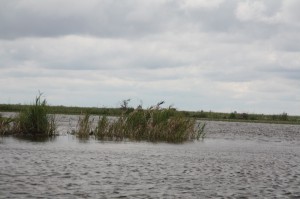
14, 94, 57, 136
0, 115, 14, 135
74, 112, 94, 138
95, 103, 206, 143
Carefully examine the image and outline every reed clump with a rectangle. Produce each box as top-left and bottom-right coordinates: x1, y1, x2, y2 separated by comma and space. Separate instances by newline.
0, 115, 14, 135
74, 112, 94, 138
12, 94, 57, 136
95, 102, 206, 143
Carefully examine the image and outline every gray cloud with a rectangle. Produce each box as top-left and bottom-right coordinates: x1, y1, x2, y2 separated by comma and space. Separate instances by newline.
1, 0, 300, 114
0, 0, 178, 39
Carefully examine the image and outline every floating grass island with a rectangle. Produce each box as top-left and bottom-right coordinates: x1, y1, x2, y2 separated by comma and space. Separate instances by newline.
74, 107, 206, 143
0, 95, 205, 143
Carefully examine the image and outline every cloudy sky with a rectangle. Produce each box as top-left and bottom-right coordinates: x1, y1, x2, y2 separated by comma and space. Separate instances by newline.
1, 0, 300, 115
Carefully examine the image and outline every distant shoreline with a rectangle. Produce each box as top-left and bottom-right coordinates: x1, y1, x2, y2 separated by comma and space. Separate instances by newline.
1, 104, 299, 125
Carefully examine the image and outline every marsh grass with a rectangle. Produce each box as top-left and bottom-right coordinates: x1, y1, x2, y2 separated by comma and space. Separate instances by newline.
74, 112, 94, 138
95, 116, 111, 139
13, 94, 57, 136
0, 115, 14, 135
95, 103, 206, 143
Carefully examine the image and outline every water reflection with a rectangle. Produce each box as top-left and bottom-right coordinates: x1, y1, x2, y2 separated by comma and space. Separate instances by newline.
14, 135, 57, 142
76, 136, 91, 143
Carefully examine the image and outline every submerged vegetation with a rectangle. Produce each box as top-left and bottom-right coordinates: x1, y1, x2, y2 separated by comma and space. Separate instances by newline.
74, 101, 206, 143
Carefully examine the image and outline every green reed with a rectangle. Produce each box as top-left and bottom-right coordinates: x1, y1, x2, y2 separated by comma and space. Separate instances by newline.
95, 105, 206, 143
0, 115, 14, 135
74, 112, 94, 138
13, 94, 57, 136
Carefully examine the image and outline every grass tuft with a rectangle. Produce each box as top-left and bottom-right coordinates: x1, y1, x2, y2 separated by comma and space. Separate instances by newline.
0, 114, 14, 135
11, 94, 57, 136
74, 112, 94, 138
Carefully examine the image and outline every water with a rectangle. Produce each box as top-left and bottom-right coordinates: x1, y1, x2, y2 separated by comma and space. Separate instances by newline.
1, 114, 300, 198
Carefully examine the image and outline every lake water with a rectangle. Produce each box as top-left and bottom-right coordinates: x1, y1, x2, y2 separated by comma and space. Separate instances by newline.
1, 113, 300, 198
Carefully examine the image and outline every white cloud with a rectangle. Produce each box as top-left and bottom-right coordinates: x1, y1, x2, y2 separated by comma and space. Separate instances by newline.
281, 0, 300, 25
180, 0, 224, 9
235, 0, 281, 24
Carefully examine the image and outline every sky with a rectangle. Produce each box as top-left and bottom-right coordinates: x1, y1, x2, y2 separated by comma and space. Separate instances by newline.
0, 0, 300, 115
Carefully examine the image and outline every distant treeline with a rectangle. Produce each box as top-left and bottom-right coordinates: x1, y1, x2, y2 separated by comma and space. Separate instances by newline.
0, 104, 123, 116
181, 110, 300, 124
0, 104, 299, 124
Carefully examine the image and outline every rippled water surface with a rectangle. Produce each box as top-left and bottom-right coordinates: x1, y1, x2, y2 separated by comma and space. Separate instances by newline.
1, 114, 300, 198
